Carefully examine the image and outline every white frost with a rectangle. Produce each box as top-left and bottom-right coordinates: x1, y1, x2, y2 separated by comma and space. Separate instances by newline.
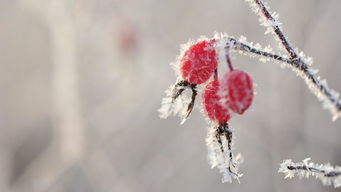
279, 158, 341, 188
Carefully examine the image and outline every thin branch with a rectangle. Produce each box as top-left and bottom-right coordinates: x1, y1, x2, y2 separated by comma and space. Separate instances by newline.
287, 165, 340, 178
253, 0, 297, 59
243, 0, 341, 120
279, 158, 341, 188
227, 37, 341, 117
228, 37, 293, 65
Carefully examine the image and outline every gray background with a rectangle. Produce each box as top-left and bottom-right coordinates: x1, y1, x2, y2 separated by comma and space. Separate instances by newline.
0, 0, 340, 191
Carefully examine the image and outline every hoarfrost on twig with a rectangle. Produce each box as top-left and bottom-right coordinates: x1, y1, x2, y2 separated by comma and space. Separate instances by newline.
243, 0, 341, 120
279, 158, 341, 188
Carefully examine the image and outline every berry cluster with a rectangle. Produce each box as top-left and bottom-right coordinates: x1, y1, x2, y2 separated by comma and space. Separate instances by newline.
159, 37, 254, 182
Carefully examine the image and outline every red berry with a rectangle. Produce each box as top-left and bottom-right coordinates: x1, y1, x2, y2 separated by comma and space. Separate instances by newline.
221, 69, 254, 114
202, 80, 231, 124
180, 40, 217, 84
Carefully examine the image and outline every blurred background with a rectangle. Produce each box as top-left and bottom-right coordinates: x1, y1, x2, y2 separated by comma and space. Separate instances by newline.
0, 0, 340, 191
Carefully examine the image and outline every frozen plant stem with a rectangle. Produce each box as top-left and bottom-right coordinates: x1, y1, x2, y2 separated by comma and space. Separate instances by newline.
253, 0, 297, 59
287, 165, 340, 178
228, 38, 293, 66
226, 37, 341, 118
279, 158, 341, 188
244, 0, 341, 120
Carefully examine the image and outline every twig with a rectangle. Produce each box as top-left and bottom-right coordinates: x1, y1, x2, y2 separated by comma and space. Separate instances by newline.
243, 0, 341, 120
279, 158, 341, 188
228, 37, 293, 65
253, 0, 297, 59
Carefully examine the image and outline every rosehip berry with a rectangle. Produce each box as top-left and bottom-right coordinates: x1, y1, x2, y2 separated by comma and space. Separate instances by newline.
202, 79, 231, 124
180, 40, 217, 85
221, 69, 254, 114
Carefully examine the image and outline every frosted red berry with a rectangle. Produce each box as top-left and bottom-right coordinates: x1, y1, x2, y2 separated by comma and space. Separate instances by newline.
221, 69, 254, 114
202, 79, 231, 124
179, 40, 217, 85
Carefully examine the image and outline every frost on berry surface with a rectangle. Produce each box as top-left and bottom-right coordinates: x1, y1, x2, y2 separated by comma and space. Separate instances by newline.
179, 39, 217, 84
206, 124, 243, 183
220, 70, 254, 115
279, 158, 341, 188
202, 80, 231, 124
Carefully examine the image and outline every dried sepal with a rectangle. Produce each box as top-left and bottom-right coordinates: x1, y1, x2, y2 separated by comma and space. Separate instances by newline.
158, 80, 197, 124
206, 123, 243, 183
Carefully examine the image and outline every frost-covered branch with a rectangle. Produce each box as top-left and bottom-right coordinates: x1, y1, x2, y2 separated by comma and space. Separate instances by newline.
279, 158, 341, 188
228, 37, 292, 65
249, 0, 297, 59
244, 0, 341, 120
224, 36, 341, 120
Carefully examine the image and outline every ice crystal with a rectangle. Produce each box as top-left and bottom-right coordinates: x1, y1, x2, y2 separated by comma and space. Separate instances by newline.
279, 158, 341, 188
